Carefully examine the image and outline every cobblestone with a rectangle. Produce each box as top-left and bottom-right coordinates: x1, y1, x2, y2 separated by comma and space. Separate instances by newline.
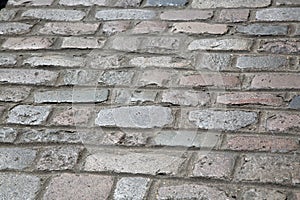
236, 24, 288, 36
256, 8, 300, 21
191, 0, 271, 8
160, 10, 213, 21
172, 22, 228, 34
145, 0, 187, 7
61, 37, 106, 49
251, 74, 300, 89
8, 0, 54, 6
114, 177, 150, 200
162, 90, 209, 106
22, 9, 86, 21
0, 87, 31, 102
0, 22, 33, 35
0, 54, 16, 66
236, 55, 288, 69
39, 22, 99, 35
266, 112, 300, 132
0, 127, 17, 143
0, 9, 16, 21
96, 9, 156, 20
2, 37, 54, 50
0, 148, 36, 170
218, 9, 249, 22
289, 95, 300, 109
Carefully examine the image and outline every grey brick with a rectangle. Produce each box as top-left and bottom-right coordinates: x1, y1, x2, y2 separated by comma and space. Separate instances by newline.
0, 69, 58, 85
172, 22, 228, 35
22, 9, 86, 21
0, 54, 17, 66
8, 0, 54, 6
2, 37, 54, 50
114, 177, 150, 200
191, 0, 271, 8
61, 37, 106, 49
0, 87, 31, 102
34, 89, 108, 103
0, 9, 16, 21
289, 95, 300, 109
194, 53, 231, 71
188, 110, 257, 131
95, 106, 173, 128
102, 21, 130, 35
256, 8, 300, 21
113, 89, 157, 104
96, 9, 156, 20
101, 131, 148, 146
0, 127, 17, 143
7, 105, 51, 125
0, 148, 36, 170
114, 0, 142, 7
59, 0, 107, 6
241, 188, 287, 200
0, 22, 33, 34
162, 90, 209, 106
236, 24, 288, 36
160, 10, 213, 21
51, 107, 93, 126
145, 0, 187, 7
129, 56, 191, 68
87, 52, 125, 69
138, 70, 175, 87
236, 55, 288, 69
99, 70, 134, 86
0, 174, 41, 200
258, 40, 300, 54
24, 55, 85, 68
39, 22, 99, 35
276, 0, 300, 5
62, 69, 100, 85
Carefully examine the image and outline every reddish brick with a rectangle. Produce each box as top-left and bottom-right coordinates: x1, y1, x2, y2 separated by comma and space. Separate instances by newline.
266, 113, 300, 132
251, 74, 300, 89
216, 92, 283, 106
258, 40, 300, 54
51, 107, 93, 126
224, 135, 299, 152
132, 21, 167, 34
218, 9, 249, 22
160, 10, 213, 21
102, 21, 130, 36
39, 22, 100, 35
2, 37, 54, 50
171, 22, 228, 34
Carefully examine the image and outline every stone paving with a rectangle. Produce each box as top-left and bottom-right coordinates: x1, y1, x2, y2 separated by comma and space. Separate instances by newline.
0, 0, 300, 199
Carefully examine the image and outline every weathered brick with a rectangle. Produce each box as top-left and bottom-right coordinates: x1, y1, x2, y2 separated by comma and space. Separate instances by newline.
251, 74, 300, 89
160, 10, 213, 21
235, 155, 300, 185
236, 55, 288, 69
101, 130, 148, 146
2, 37, 54, 50
0, 127, 17, 143
39, 22, 99, 35
62, 69, 99, 85
0, 148, 36, 170
138, 70, 174, 87
188, 110, 257, 131
114, 0, 142, 7
0, 9, 16, 21
224, 135, 299, 152
0, 22, 33, 35
61, 37, 106, 49
188, 38, 252, 51
114, 177, 150, 200
34, 89, 108, 103
190, 153, 236, 180
0, 174, 41, 200
95, 106, 173, 128
266, 113, 300, 132
256, 8, 300, 21
8, 0, 54, 6
102, 21, 130, 35
218, 9, 249, 22
113, 89, 157, 104
172, 22, 228, 35
43, 174, 113, 200
132, 21, 167, 34
24, 55, 85, 68
193, 53, 231, 71
191, 0, 271, 8
59, 0, 106, 6
145, 0, 187, 7
0, 106, 5, 116
258, 40, 300, 54
294, 25, 300, 36
241, 188, 287, 200
289, 95, 300, 109
22, 9, 86, 21
36, 146, 81, 170
217, 92, 283, 106
129, 56, 191, 68
0, 54, 16, 66
276, 0, 300, 5
0, 68, 51, 85
7, 105, 51, 125
84, 150, 186, 175
99, 70, 134, 86
0, 87, 31, 102
236, 24, 288, 36
179, 74, 240, 88
51, 107, 92, 126
162, 90, 209, 106
96, 9, 156, 20
87, 53, 125, 69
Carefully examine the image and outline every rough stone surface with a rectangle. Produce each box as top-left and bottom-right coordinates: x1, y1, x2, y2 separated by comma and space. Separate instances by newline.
61, 37, 106, 49
22, 9, 86, 21
139, 70, 174, 87
0, 87, 31, 102
241, 188, 287, 200
251, 74, 300, 89
59, 0, 107, 6
218, 9, 249, 22
62, 69, 99, 85
99, 70, 134, 86
256, 8, 300, 21
24, 55, 85, 68
162, 90, 209, 106
237, 24, 288, 36
102, 21, 130, 35
0, 54, 17, 66
0, 148, 36, 170
132, 21, 167, 34
191, 0, 271, 8
160, 10, 213, 21
172, 22, 228, 34
266, 113, 300, 132
258, 40, 300, 54
145, 0, 187, 7
0, 127, 17, 143
51, 107, 92, 126
130, 56, 190, 68
101, 131, 148, 146
114, 177, 150, 200
8, 0, 54, 6
96, 9, 156, 20
39, 22, 99, 35
276, 0, 300, 5
194, 53, 231, 71
0, 9, 16, 21
289, 95, 300, 109
2, 37, 54, 50
0, 22, 33, 35
236, 55, 288, 69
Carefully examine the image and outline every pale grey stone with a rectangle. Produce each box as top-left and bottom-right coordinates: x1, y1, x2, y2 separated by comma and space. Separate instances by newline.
0, 148, 36, 170
114, 177, 150, 200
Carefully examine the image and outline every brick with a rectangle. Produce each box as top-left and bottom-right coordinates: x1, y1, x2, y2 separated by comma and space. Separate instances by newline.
129, 56, 191, 68
132, 21, 167, 34
193, 53, 231, 71
36, 146, 81, 170
289, 95, 300, 109
61, 37, 106, 49
114, 0, 142, 7
0, 148, 36, 170
59, 0, 107, 6
188, 110, 257, 131
96, 9, 156, 20
217, 92, 283, 106
251, 74, 300, 89
7, 105, 51, 125
24, 55, 85, 68
145, 0, 187, 7
84, 150, 186, 175
62, 69, 99, 85
99, 70, 134, 86
172, 22, 228, 34
241, 188, 287, 200
34, 89, 108, 103
2, 37, 54, 50
0, 127, 17, 143
39, 22, 99, 35
224, 135, 299, 152
114, 177, 150, 200
258, 40, 300, 54
160, 10, 213, 21
276, 0, 300, 5
188, 38, 252, 51
95, 106, 173, 128
237, 24, 288, 36
8, 0, 54, 6
139, 70, 174, 87
218, 9, 249, 22
236, 55, 288, 69
51, 107, 92, 126
266, 113, 300, 132
131, 90, 158, 102
0, 9, 16, 21
191, 0, 271, 8
0, 174, 41, 200
157, 183, 234, 200
87, 53, 125, 69
101, 131, 148, 146
190, 153, 236, 180
162, 90, 209, 106
0, 54, 16, 66
0, 22, 33, 35
235, 155, 300, 185
0, 69, 58, 85
0, 87, 31, 102
43, 174, 113, 200
179, 74, 240, 88
22, 9, 86, 21
102, 21, 130, 36
256, 8, 300, 21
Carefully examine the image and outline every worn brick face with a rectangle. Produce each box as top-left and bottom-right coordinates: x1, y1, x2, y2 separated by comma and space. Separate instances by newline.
2, 37, 54, 50
251, 74, 300, 89
38, 22, 100, 35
